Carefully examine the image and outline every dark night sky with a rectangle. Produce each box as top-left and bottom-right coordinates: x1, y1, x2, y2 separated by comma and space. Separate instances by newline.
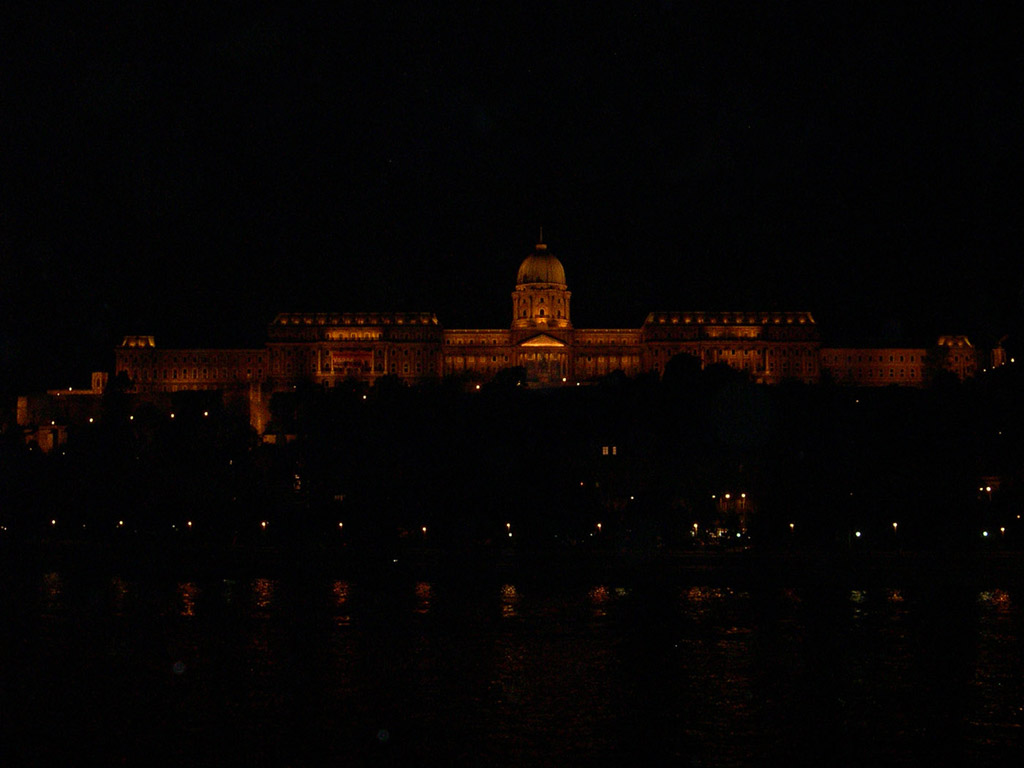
3, 2, 1024, 391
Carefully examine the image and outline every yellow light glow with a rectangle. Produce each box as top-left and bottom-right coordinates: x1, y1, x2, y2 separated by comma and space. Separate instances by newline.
741, 492, 746, 498
893, 522, 898, 531
129, 415, 134, 421
203, 411, 209, 417
506, 522, 511, 530
596, 522, 602, 531
118, 520, 123, 527
187, 521, 192, 528
789, 523, 795, 531
260, 521, 267, 529
855, 531, 861, 538
170, 413, 175, 419
51, 420, 55, 425
338, 522, 344, 529
421, 526, 427, 534
51, 519, 56, 526
724, 493, 731, 500
88, 417, 94, 423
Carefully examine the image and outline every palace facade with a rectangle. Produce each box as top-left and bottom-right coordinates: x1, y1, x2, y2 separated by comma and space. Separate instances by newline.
17, 239, 1004, 443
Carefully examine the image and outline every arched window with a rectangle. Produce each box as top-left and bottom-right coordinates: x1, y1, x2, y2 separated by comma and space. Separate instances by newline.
539, 309, 545, 317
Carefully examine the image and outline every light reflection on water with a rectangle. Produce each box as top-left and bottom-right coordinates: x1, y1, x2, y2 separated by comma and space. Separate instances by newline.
970, 588, 1024, 762
40, 571, 63, 614
110, 576, 129, 615
331, 579, 351, 626
251, 577, 276, 612
5, 573, 1024, 766
414, 581, 433, 614
500, 583, 519, 618
177, 582, 199, 617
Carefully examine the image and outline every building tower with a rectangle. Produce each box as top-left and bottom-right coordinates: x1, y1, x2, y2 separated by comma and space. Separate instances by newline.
511, 238, 572, 330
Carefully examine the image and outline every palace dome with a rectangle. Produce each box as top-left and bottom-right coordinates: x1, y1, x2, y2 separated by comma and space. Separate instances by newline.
516, 243, 566, 285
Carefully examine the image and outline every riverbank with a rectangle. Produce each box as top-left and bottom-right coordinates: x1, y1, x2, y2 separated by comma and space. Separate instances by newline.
3, 536, 1023, 586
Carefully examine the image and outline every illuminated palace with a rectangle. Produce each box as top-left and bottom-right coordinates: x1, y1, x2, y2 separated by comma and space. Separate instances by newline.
18, 238, 1003, 443
115, 238, 997, 388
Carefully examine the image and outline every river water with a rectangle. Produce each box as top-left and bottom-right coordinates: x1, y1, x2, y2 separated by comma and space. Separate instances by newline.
3, 560, 1023, 766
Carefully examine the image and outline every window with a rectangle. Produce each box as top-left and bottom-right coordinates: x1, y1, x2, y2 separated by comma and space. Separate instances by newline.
539, 309, 545, 317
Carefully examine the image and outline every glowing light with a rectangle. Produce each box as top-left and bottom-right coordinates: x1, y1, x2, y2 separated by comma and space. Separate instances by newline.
260, 520, 267, 529
51, 519, 56, 526
422, 526, 427, 534
475, 384, 481, 390
506, 522, 511, 530
51, 420, 55, 425
693, 523, 698, 531
203, 411, 209, 417
855, 531, 861, 538
562, 377, 567, 382
983, 531, 989, 537
892, 522, 898, 531
362, 395, 367, 400
736, 532, 741, 538
741, 493, 746, 498
88, 417, 94, 423
187, 521, 192, 528
338, 522, 344, 529
118, 520, 123, 527
129, 415, 134, 421
986, 486, 992, 493
724, 493, 731, 500
789, 523, 795, 531
596, 522, 602, 531
630, 495, 634, 500
170, 413, 175, 419
1000, 527, 1006, 534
